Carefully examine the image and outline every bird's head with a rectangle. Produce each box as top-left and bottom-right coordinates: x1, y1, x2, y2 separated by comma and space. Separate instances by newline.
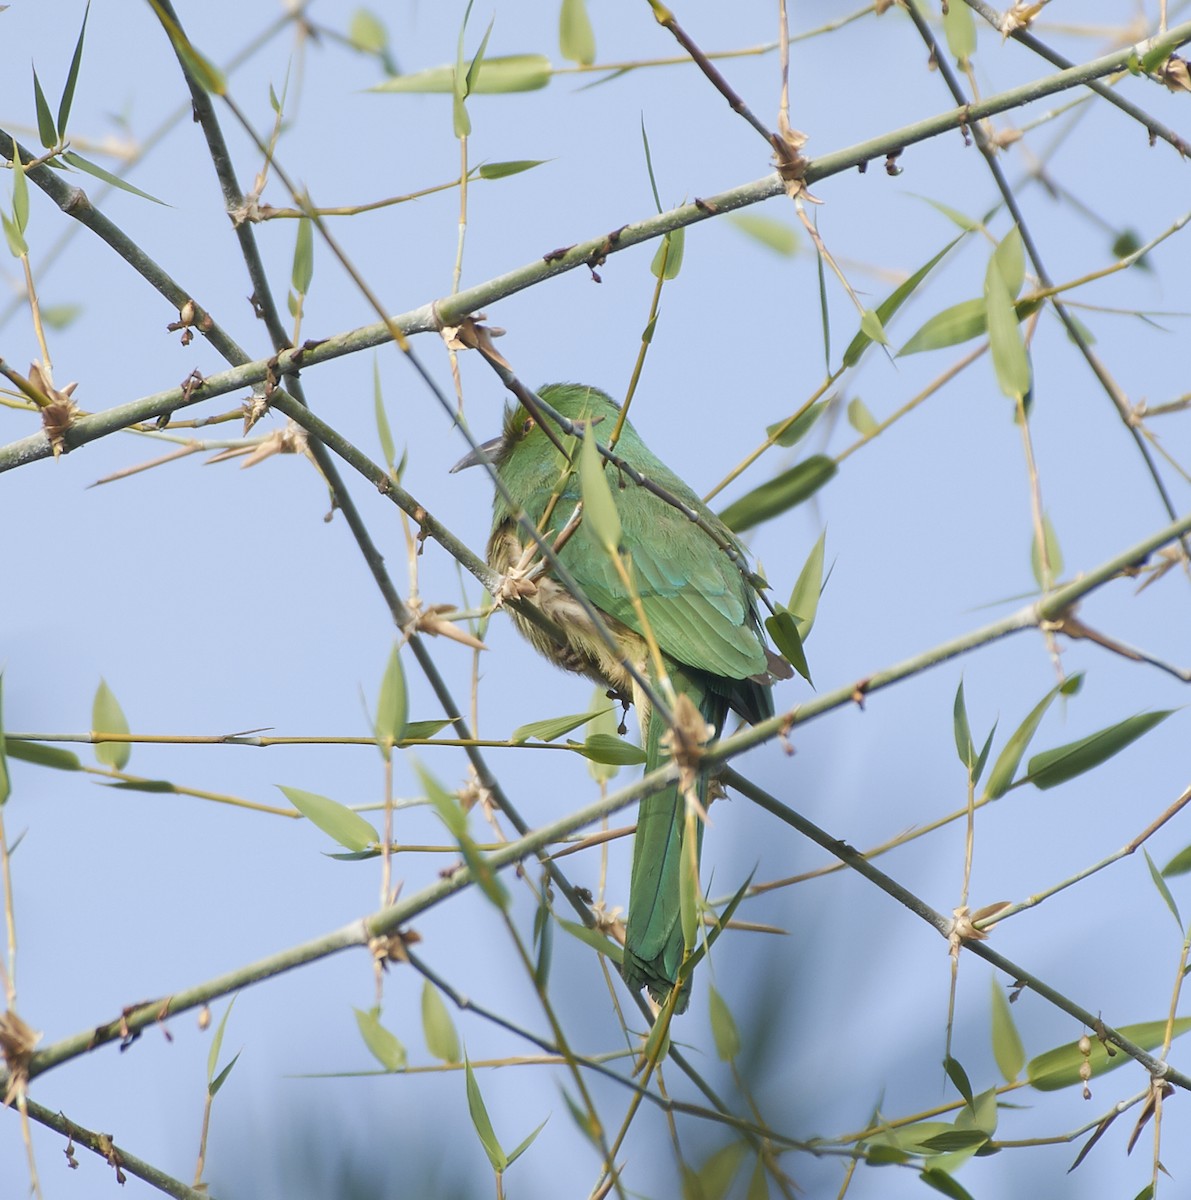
449, 383, 619, 477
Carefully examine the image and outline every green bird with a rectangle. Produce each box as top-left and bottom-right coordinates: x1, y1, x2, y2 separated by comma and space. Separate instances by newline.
454, 383, 785, 1011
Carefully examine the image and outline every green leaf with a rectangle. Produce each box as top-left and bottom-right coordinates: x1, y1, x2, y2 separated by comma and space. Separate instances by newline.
291, 216, 313, 296
746, 1153, 769, 1200
105, 778, 177, 793
477, 158, 546, 179
280, 785, 377, 852
788, 527, 826, 640
984, 237, 1032, 402
3, 212, 28, 259
60, 151, 167, 205
348, 9, 388, 55
953, 679, 975, 770
1029, 512, 1063, 588
533, 886, 552, 988
943, 1055, 973, 1105
708, 985, 740, 1061
693, 1140, 749, 1200
5, 740, 81, 771
207, 995, 238, 1086
371, 55, 552, 95
32, 68, 58, 148
942, 0, 976, 62
512, 706, 609, 744
765, 610, 812, 685
679, 815, 699, 955
208, 1050, 240, 1099
464, 18, 495, 100
559, 0, 595, 65
764, 399, 828, 448
858, 308, 888, 348
558, 918, 624, 963
40, 303, 83, 329
373, 358, 396, 471
375, 643, 409, 756
422, 980, 461, 1063
568, 734, 646, 765
1162, 843, 1191, 878
915, 195, 981, 231
919, 1167, 976, 1200
990, 976, 1025, 1083
1145, 849, 1182, 930
718, 455, 838, 533
579, 424, 621, 553
0, 676, 9, 806
57, 1, 90, 135
505, 1114, 548, 1168
146, 0, 227, 93
92, 678, 130, 770
1028, 1019, 1191, 1090
843, 234, 963, 366
899, 298, 988, 355
993, 225, 1025, 297
11, 143, 29, 235
728, 213, 799, 256
917, 1130, 988, 1154
354, 1006, 407, 1071
1025, 710, 1174, 790
982, 676, 1076, 800
584, 687, 621, 782
421, 764, 508, 908
465, 1056, 507, 1171
846, 396, 878, 435
650, 227, 684, 280
403, 719, 453, 740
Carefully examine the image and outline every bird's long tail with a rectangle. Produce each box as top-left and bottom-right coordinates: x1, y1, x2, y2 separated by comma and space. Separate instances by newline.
621, 671, 725, 1012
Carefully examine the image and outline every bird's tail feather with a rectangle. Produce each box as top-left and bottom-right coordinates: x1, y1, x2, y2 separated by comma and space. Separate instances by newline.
621, 670, 725, 1012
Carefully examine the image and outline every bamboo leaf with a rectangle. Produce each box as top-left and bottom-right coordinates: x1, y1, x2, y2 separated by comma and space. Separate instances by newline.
92, 678, 130, 770
371, 55, 552, 95
569, 734, 646, 765
373, 358, 396, 471
146, 0, 226, 93
919, 1167, 976, 1200
477, 159, 547, 179
559, 0, 595, 66
354, 1006, 407, 1071
375, 643, 409, 756
899, 298, 988, 355
57, 0, 91, 134
943, 1055, 973, 1105
708, 985, 740, 1061
843, 234, 964, 366
846, 396, 878, 435
280, 785, 377, 852
990, 976, 1025, 1083
1145, 849, 1183, 930
1028, 1019, 1191, 1090
60, 151, 167, 204
984, 237, 1032, 401
982, 675, 1080, 800
650, 227, 684, 280
422, 980, 461, 1064
465, 1056, 507, 1171
788, 527, 826, 640
33, 68, 57, 147
291, 216, 313, 296
765, 609, 812, 685
953, 680, 975, 770
207, 995, 238, 1084
11, 143, 29, 234
505, 1115, 549, 1167
719, 455, 837, 533
942, 0, 976, 63
0, 676, 9, 806
1025, 711, 1173, 790
6, 740, 81, 771
512, 707, 609, 744
557, 918, 624, 963
728, 213, 799, 256
764, 400, 828, 449
584, 687, 621, 782
1029, 512, 1064, 588
579, 424, 621, 553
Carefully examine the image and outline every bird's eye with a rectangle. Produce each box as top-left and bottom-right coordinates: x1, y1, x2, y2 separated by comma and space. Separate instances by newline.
522, 417, 536, 434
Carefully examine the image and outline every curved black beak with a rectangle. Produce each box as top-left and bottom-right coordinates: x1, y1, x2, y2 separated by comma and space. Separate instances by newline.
449, 434, 505, 474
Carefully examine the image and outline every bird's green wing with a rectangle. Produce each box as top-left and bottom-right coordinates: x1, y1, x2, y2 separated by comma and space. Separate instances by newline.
554, 477, 768, 681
